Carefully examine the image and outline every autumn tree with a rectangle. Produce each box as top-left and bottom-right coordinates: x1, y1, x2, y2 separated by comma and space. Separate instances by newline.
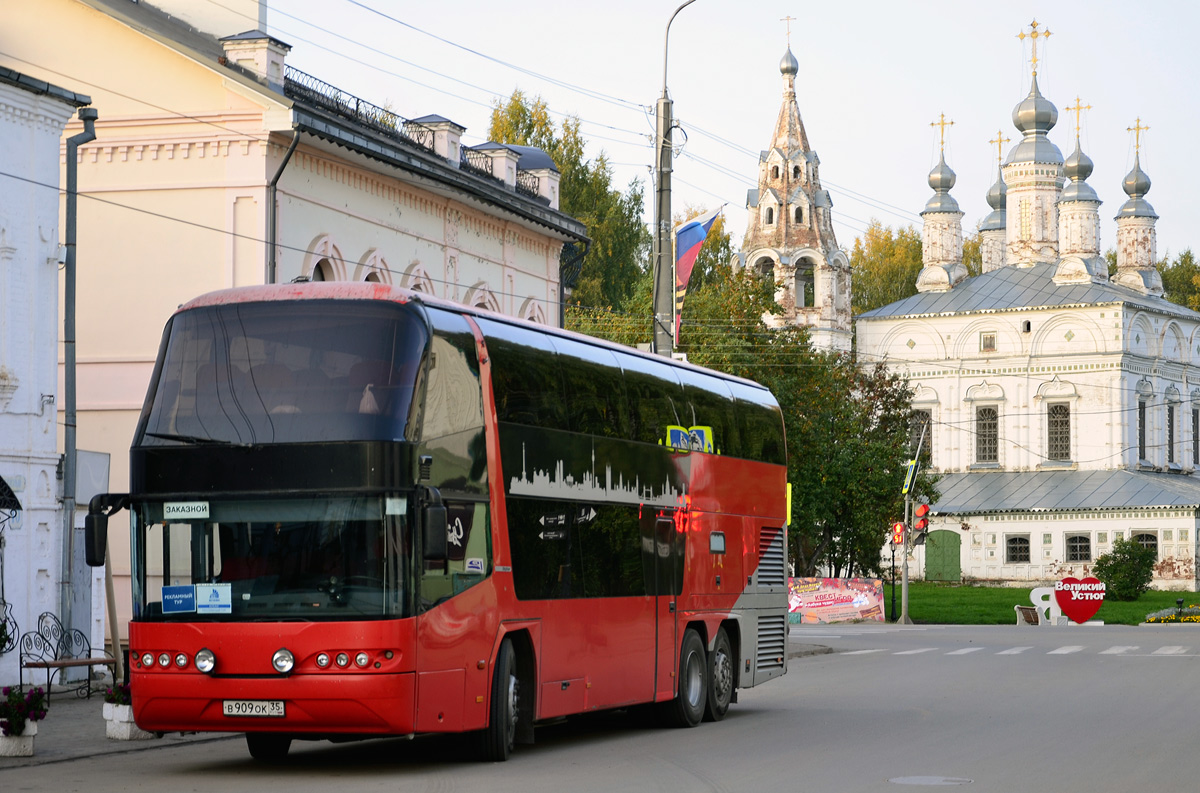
489, 91, 650, 311
849, 222, 923, 315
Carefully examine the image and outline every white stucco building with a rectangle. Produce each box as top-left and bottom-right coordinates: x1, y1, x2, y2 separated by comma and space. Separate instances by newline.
2, 0, 588, 653
858, 33, 1198, 590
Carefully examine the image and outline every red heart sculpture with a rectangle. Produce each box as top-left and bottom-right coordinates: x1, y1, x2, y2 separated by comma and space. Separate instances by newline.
1055, 577, 1106, 624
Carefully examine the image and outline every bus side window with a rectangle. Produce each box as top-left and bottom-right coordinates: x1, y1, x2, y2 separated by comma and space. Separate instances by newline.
419, 501, 490, 610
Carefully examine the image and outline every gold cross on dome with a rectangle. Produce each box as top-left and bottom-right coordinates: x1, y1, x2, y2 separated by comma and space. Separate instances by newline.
930, 113, 955, 152
780, 15, 796, 45
1128, 117, 1150, 151
1017, 19, 1052, 75
989, 130, 1011, 164
1065, 96, 1092, 138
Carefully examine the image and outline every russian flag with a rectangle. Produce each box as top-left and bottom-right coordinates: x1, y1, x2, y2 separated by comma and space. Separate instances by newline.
674, 206, 723, 342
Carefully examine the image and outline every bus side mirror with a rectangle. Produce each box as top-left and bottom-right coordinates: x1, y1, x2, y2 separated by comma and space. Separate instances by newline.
84, 493, 129, 567
421, 487, 448, 562
84, 512, 107, 567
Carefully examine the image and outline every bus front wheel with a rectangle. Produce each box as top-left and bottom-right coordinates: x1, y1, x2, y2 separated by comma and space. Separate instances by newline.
666, 629, 707, 728
245, 732, 291, 762
480, 638, 519, 761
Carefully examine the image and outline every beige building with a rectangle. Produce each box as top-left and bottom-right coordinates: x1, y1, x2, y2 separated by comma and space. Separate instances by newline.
2, 0, 587, 648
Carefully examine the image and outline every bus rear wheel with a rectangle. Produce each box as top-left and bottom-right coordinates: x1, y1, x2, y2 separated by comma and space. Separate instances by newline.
245, 732, 291, 762
480, 638, 519, 761
704, 627, 733, 722
665, 629, 707, 728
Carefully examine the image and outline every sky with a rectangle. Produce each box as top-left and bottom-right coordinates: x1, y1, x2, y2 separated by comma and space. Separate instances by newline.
271, 0, 1200, 261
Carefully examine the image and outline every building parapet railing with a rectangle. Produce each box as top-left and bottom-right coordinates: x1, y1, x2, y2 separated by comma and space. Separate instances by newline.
284, 66, 434, 153
516, 170, 540, 200
460, 148, 494, 179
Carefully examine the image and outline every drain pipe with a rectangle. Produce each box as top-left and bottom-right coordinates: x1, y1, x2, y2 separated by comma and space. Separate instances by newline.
61, 106, 97, 644
267, 130, 301, 284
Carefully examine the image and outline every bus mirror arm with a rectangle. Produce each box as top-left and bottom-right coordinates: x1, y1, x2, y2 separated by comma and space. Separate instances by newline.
420, 486, 448, 562
84, 493, 130, 567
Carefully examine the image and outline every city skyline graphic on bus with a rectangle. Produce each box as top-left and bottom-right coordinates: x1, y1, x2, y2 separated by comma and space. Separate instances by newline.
508, 441, 687, 508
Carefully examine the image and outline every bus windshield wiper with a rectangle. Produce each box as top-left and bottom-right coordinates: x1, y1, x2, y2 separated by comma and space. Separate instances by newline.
144, 431, 236, 446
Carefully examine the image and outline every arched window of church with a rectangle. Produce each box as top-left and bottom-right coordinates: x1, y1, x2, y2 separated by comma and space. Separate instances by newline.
1167, 402, 1178, 464
794, 206, 803, 223
1132, 532, 1158, 558
1005, 535, 1030, 563
1066, 534, 1091, 562
1047, 403, 1070, 461
1137, 400, 1148, 461
975, 406, 998, 463
792, 165, 800, 179
909, 409, 932, 466
312, 258, 332, 281
771, 165, 779, 179
765, 207, 774, 225
1193, 406, 1199, 466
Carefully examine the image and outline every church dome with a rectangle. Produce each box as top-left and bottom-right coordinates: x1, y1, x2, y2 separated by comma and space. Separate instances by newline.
780, 47, 798, 76
1005, 75, 1064, 166
1116, 152, 1157, 218
922, 152, 960, 214
1060, 139, 1099, 203
979, 165, 1007, 231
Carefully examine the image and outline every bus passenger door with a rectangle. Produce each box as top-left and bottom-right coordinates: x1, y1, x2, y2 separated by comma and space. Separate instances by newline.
654, 515, 679, 701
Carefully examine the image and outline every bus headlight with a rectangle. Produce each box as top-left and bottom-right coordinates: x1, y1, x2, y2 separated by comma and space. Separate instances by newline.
158, 653, 170, 668
195, 648, 215, 674
316, 653, 330, 668
355, 652, 369, 668
141, 652, 154, 667
335, 652, 349, 668
272, 648, 295, 675
174, 653, 188, 668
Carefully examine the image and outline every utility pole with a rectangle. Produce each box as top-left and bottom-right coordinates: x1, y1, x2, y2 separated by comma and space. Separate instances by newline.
651, 0, 695, 356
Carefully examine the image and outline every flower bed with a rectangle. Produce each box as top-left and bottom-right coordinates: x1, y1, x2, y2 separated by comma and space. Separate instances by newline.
1145, 604, 1200, 623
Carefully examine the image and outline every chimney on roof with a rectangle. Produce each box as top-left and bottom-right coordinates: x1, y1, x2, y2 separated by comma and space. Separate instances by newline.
220, 31, 291, 92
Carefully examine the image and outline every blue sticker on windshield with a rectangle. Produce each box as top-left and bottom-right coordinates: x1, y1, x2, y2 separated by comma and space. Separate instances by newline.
162, 585, 196, 614
195, 583, 233, 614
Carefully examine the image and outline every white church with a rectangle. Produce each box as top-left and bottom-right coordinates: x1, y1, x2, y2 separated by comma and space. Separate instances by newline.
857, 26, 1200, 590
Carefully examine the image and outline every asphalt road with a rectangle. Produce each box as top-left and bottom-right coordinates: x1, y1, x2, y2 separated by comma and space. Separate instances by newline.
5, 623, 1195, 792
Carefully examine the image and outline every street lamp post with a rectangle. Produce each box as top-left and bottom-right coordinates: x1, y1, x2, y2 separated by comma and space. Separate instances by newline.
651, 0, 696, 356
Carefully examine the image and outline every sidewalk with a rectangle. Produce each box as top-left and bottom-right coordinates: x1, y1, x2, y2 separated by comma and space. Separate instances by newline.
1, 636, 830, 768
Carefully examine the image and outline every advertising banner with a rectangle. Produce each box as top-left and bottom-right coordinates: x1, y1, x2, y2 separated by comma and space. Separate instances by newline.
788, 577, 885, 624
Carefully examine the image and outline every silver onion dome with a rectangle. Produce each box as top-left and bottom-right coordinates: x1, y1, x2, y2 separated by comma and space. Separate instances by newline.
1060, 139, 1099, 203
922, 152, 960, 214
980, 166, 1007, 231
780, 47, 798, 76
1005, 74, 1063, 166
1116, 152, 1157, 218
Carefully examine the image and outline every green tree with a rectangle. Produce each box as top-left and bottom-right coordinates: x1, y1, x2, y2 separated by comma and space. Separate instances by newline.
849, 221, 923, 315
962, 230, 983, 277
1158, 249, 1200, 309
489, 91, 650, 311
1093, 537, 1156, 601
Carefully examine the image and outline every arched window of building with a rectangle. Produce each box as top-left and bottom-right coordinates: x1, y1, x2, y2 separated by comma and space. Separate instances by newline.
771, 165, 779, 179
765, 207, 774, 225
1132, 532, 1158, 557
1066, 534, 1091, 562
794, 206, 803, 223
976, 406, 998, 463
1006, 536, 1030, 563
792, 165, 800, 179
1047, 403, 1071, 461
312, 258, 332, 281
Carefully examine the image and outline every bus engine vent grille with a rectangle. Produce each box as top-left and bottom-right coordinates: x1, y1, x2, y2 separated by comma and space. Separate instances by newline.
757, 527, 786, 586
756, 614, 786, 671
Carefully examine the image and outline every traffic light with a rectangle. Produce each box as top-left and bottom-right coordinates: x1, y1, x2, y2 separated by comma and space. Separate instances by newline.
913, 503, 930, 533
890, 521, 905, 546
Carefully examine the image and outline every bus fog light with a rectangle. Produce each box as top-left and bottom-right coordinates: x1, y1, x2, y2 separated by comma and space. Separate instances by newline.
175, 653, 188, 668
335, 652, 349, 668
316, 653, 330, 668
355, 652, 369, 668
158, 653, 170, 667
141, 652, 154, 667
272, 648, 295, 675
195, 648, 215, 674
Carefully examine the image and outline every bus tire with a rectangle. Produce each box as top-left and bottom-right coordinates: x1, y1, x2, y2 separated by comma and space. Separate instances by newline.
704, 627, 733, 722
245, 733, 291, 762
667, 629, 707, 728
480, 638, 519, 761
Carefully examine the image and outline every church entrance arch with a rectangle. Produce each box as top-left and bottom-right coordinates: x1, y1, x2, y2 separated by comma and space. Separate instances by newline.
924, 530, 961, 582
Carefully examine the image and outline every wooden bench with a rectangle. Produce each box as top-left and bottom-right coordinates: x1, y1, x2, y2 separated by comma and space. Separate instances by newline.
1014, 604, 1042, 626
19, 612, 115, 699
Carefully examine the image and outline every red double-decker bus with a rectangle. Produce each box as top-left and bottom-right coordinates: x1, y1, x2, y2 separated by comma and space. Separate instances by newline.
86, 282, 788, 762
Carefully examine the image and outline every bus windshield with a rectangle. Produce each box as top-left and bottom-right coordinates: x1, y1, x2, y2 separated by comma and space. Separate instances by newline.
132, 495, 410, 621
139, 300, 428, 445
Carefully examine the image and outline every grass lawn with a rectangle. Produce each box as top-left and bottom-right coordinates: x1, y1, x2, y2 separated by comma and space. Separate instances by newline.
890, 581, 1199, 626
